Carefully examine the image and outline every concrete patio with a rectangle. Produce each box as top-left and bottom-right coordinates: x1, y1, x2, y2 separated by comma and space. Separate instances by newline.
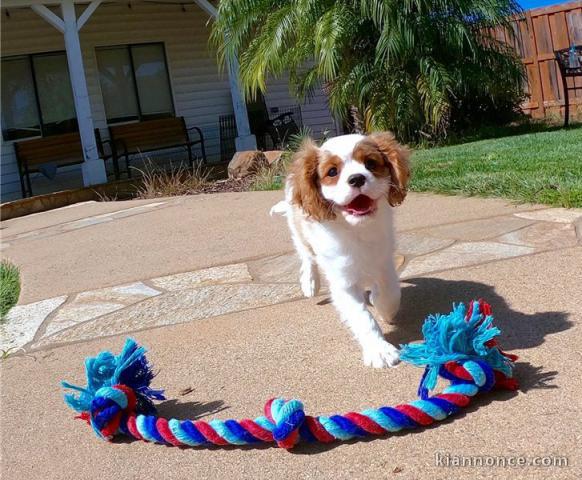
1, 191, 581, 479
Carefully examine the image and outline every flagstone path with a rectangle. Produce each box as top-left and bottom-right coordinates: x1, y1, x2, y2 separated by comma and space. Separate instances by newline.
2, 198, 579, 353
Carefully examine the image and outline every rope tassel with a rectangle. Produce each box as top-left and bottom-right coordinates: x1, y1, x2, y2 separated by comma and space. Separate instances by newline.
62, 300, 519, 449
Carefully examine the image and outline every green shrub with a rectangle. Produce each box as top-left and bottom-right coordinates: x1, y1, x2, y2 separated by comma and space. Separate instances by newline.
0, 260, 21, 320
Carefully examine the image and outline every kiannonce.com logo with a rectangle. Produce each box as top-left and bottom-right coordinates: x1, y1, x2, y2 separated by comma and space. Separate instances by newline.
435, 452, 569, 468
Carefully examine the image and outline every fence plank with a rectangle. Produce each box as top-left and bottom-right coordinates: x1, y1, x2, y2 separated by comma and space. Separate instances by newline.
533, 14, 553, 53
505, 4, 582, 118
567, 10, 582, 43
549, 11, 570, 49
525, 11, 547, 117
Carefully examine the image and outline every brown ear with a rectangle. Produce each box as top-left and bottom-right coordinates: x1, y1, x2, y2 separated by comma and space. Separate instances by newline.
369, 132, 410, 206
289, 140, 335, 221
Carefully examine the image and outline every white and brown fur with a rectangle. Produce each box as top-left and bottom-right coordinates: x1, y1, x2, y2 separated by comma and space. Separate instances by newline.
271, 132, 410, 367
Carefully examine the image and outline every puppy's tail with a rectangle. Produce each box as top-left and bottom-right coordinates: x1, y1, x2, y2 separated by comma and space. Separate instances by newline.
270, 200, 289, 217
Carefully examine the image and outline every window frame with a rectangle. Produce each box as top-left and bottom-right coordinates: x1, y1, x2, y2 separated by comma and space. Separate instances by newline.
95, 42, 175, 125
1, 50, 78, 142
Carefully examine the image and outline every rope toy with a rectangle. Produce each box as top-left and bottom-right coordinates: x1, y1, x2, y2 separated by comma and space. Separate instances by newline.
62, 300, 518, 449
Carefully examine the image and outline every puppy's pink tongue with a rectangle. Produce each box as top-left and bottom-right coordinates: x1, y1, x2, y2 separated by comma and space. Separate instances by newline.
345, 195, 373, 214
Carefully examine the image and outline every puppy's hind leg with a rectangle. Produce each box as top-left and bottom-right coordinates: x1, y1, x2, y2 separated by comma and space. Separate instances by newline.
288, 214, 320, 298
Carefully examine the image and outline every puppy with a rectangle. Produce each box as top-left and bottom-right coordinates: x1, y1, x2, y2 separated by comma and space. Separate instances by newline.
272, 132, 410, 368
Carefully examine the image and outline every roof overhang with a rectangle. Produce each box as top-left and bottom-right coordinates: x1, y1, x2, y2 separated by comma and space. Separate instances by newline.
2, 0, 218, 17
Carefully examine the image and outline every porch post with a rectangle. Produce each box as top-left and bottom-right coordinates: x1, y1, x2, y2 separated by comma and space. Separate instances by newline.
61, 0, 107, 186
227, 57, 257, 151
193, 0, 257, 151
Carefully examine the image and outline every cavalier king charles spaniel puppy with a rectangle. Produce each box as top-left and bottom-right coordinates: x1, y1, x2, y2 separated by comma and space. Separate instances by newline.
272, 132, 410, 368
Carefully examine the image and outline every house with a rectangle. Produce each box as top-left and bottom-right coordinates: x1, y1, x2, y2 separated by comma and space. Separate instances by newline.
0, 0, 339, 202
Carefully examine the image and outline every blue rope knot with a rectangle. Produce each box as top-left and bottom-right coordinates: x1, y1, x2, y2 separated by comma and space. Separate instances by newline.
459, 360, 495, 392
401, 301, 515, 399
89, 384, 137, 439
268, 398, 305, 448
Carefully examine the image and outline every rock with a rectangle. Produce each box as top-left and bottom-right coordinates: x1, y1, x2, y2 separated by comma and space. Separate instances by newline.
263, 150, 285, 165
228, 151, 269, 179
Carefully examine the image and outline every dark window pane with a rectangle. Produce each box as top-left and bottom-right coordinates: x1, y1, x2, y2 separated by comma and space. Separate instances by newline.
1, 57, 41, 140
131, 44, 173, 116
96, 47, 139, 122
32, 53, 77, 135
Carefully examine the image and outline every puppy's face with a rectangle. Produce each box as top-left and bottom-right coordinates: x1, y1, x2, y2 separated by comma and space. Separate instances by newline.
290, 133, 410, 224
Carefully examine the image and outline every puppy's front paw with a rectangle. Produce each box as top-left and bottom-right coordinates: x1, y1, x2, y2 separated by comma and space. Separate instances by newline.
362, 341, 400, 368
300, 266, 320, 298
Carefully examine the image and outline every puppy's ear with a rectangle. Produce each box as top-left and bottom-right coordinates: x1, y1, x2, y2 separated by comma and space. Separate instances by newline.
369, 132, 410, 206
289, 140, 335, 221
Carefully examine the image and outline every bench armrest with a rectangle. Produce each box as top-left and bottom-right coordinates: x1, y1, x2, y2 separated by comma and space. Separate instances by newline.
98, 138, 114, 160
270, 111, 295, 124
186, 125, 205, 144
108, 138, 128, 157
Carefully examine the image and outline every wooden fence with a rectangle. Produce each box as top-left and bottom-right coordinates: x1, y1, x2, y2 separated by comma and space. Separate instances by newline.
493, 1, 582, 119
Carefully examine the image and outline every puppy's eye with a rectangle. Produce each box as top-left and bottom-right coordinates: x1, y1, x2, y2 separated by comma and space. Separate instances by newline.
327, 167, 338, 177
365, 159, 376, 171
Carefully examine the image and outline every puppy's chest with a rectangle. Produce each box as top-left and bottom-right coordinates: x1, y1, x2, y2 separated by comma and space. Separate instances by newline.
306, 222, 393, 268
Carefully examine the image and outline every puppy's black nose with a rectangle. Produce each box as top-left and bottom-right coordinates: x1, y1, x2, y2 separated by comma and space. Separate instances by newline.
348, 174, 366, 188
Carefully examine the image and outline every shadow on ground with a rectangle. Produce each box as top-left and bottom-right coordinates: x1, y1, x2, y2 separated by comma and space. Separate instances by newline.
126, 360, 558, 453
290, 361, 559, 455
388, 277, 572, 352
156, 399, 228, 420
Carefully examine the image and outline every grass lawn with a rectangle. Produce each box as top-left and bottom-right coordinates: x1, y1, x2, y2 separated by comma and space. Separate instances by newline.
410, 125, 582, 207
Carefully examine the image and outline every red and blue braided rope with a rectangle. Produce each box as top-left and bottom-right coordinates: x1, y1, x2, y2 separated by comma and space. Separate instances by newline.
83, 358, 517, 449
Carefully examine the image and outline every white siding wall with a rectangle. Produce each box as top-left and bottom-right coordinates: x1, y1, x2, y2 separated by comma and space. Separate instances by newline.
0, 2, 337, 202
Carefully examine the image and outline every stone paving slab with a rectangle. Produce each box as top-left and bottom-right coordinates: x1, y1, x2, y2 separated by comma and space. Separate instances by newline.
33, 283, 303, 348
497, 222, 578, 250
247, 253, 302, 284
3, 201, 170, 244
400, 241, 534, 278
43, 282, 162, 337
1, 198, 167, 238
396, 233, 454, 256
515, 208, 582, 224
0, 296, 66, 351
415, 215, 534, 241
151, 263, 252, 290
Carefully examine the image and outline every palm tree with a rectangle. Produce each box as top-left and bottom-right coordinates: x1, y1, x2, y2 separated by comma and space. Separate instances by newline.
211, 0, 525, 141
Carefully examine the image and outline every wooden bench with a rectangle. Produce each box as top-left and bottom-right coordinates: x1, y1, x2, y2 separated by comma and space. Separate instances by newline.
108, 117, 207, 177
14, 132, 112, 198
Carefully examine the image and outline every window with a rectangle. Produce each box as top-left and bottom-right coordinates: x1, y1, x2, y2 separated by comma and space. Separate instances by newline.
1, 52, 77, 141
96, 43, 174, 123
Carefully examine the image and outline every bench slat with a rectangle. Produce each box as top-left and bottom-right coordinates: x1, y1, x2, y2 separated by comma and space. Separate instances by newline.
109, 118, 189, 153
15, 133, 83, 167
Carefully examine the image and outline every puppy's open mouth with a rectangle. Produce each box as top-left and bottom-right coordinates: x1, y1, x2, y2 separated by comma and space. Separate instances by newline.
342, 195, 377, 216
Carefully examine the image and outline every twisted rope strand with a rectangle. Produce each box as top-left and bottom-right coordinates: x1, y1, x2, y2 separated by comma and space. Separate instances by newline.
87, 358, 511, 449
